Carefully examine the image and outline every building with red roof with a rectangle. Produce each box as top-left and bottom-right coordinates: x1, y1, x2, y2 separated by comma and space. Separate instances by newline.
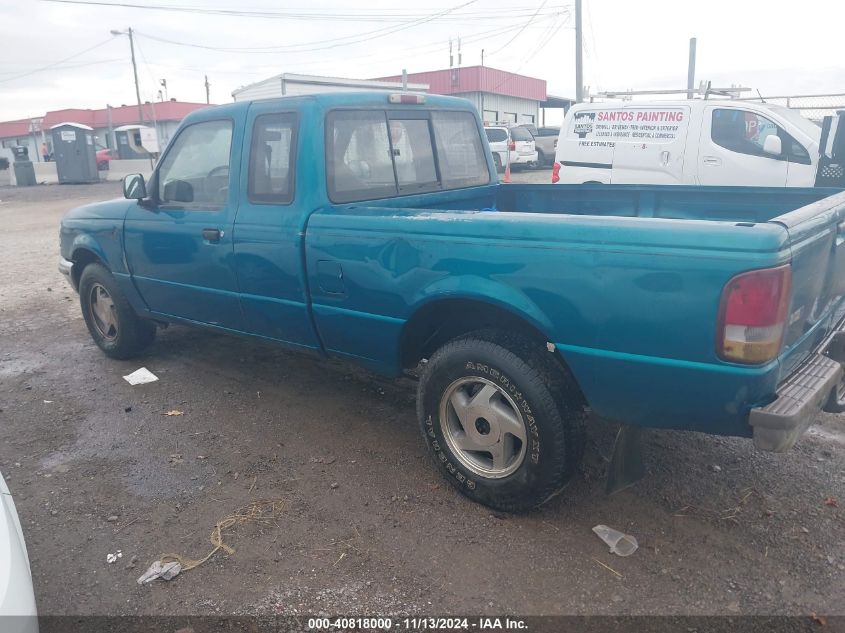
374, 65, 570, 127
0, 100, 209, 163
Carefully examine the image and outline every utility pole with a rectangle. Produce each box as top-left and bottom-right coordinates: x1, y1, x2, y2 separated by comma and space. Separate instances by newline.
687, 37, 697, 99
111, 28, 144, 124
575, 0, 583, 103
204, 75, 211, 104
128, 28, 143, 124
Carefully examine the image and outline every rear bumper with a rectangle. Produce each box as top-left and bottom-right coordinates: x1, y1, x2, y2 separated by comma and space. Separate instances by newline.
58, 257, 76, 291
749, 322, 845, 452
511, 151, 538, 164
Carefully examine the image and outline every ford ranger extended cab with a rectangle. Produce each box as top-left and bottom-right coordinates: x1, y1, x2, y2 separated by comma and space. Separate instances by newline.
59, 92, 845, 512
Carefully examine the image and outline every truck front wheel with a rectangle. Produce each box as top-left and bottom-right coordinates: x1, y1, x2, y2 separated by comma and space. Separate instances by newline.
417, 331, 585, 512
79, 263, 156, 359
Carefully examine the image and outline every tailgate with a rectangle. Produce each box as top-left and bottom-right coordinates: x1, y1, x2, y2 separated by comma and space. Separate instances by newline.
776, 189, 845, 377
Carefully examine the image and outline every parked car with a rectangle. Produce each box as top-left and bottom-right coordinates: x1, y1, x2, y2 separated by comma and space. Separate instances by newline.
484, 124, 538, 171
0, 471, 38, 632
59, 92, 845, 512
519, 124, 559, 167
553, 100, 821, 186
96, 147, 114, 171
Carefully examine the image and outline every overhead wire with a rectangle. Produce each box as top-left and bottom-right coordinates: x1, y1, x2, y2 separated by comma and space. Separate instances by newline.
40, 0, 566, 22
0, 37, 116, 84
484, 0, 549, 58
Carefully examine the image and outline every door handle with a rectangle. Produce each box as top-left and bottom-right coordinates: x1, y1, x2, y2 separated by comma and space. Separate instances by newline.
660, 150, 670, 166
202, 228, 222, 243
703, 156, 722, 166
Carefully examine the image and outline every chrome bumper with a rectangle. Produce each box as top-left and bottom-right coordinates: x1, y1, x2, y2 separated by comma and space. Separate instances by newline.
749, 324, 845, 452
58, 257, 76, 290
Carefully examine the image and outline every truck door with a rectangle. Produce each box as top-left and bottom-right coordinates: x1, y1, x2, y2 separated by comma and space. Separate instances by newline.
698, 107, 788, 186
123, 117, 244, 329
231, 104, 322, 350
610, 106, 690, 184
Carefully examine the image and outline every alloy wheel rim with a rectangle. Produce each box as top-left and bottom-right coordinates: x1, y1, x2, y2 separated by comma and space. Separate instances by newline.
439, 376, 528, 479
89, 283, 118, 341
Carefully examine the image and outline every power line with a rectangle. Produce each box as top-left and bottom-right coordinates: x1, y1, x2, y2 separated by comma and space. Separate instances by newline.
484, 0, 549, 58
41, 0, 566, 22
0, 58, 121, 75
0, 38, 116, 84
132, 0, 492, 54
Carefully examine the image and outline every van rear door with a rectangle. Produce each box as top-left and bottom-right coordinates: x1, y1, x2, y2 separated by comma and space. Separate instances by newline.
610, 106, 691, 184
555, 108, 614, 183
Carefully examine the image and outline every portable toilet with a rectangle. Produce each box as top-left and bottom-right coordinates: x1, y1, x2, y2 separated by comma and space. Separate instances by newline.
50, 123, 98, 183
11, 145, 36, 187
115, 125, 151, 159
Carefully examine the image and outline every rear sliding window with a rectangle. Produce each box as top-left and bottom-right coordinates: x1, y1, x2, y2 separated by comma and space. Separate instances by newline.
327, 110, 489, 203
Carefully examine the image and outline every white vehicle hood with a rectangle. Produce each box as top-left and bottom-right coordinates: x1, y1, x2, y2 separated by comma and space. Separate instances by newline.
0, 471, 38, 627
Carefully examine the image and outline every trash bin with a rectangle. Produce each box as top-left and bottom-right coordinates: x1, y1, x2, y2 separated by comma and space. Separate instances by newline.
11, 146, 36, 187
50, 122, 99, 184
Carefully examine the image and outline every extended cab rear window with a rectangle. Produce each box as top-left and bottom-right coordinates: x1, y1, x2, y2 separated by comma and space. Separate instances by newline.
327, 110, 489, 203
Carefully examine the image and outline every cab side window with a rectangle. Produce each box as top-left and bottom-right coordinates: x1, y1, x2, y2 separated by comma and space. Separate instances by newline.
157, 120, 233, 209
711, 109, 779, 158
711, 108, 811, 164
248, 113, 297, 204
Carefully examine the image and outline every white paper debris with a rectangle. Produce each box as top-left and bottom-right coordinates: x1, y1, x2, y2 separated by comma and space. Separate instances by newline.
123, 368, 159, 386
106, 550, 123, 564
137, 560, 182, 585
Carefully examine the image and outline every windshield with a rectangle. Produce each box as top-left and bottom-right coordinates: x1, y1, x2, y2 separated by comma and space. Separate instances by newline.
768, 104, 821, 142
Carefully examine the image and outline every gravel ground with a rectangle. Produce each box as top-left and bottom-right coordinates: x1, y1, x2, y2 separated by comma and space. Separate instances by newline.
0, 180, 843, 619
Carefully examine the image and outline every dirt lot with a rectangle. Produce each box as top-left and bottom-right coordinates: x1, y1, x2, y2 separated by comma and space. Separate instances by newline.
0, 179, 843, 619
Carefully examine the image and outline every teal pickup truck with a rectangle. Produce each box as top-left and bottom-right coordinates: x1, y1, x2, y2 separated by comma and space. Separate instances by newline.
59, 92, 845, 512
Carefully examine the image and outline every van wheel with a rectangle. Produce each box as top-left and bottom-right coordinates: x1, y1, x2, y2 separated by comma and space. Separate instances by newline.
417, 330, 586, 513
536, 150, 545, 167
79, 263, 156, 359
493, 154, 503, 173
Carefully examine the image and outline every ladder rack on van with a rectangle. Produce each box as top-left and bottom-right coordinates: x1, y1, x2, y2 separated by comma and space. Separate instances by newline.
592, 82, 751, 102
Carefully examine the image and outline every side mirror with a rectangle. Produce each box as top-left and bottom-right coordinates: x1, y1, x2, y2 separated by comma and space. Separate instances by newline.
123, 173, 147, 200
763, 135, 782, 157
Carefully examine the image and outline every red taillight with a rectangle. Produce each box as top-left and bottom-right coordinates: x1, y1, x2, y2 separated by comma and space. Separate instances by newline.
717, 265, 791, 364
508, 141, 516, 151
551, 162, 561, 183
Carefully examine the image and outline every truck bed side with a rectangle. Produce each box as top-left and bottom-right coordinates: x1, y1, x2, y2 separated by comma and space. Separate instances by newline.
304, 194, 799, 437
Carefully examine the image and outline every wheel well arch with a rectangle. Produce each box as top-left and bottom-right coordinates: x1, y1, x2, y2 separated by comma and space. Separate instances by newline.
399, 297, 554, 363
70, 248, 106, 288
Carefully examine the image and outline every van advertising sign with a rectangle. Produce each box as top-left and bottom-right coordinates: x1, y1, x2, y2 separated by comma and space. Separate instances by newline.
573, 112, 596, 138
572, 108, 687, 145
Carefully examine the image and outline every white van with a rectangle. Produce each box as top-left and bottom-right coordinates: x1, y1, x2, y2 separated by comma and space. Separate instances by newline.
552, 100, 822, 187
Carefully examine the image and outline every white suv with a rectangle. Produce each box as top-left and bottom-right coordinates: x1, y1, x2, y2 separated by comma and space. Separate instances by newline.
484, 125, 538, 172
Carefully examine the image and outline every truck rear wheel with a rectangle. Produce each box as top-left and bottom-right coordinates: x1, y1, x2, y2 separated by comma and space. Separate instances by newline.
79, 263, 156, 359
417, 330, 586, 512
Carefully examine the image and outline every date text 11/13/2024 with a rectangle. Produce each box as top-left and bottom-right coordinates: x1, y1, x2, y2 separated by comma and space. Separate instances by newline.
307, 617, 528, 630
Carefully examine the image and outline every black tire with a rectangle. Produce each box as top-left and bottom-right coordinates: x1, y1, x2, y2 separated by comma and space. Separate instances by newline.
493, 154, 503, 173
78, 262, 156, 359
97, 160, 109, 171
417, 330, 586, 513
535, 150, 545, 168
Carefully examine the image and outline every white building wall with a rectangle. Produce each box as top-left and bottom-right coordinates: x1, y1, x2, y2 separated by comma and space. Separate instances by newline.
453, 92, 540, 125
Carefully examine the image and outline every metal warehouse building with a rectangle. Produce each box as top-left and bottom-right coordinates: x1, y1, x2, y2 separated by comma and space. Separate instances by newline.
374, 65, 559, 126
